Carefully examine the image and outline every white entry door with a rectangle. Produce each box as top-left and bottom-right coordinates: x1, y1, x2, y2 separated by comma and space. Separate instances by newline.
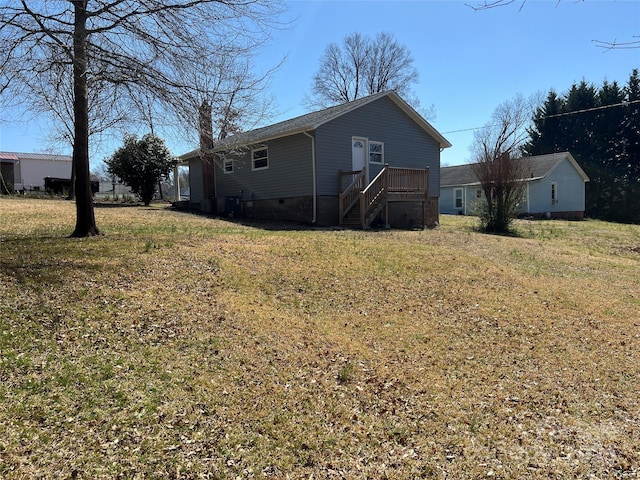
352, 137, 367, 176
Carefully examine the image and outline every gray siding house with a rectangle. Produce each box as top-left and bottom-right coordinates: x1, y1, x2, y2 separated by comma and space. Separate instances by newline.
180, 91, 451, 228
440, 152, 589, 220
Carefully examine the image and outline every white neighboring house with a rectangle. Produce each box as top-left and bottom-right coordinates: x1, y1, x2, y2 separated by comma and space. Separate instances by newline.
0, 151, 72, 193
440, 152, 590, 220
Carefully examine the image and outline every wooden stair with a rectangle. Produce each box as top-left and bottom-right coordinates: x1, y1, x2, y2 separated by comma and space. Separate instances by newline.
341, 204, 362, 227
339, 165, 430, 229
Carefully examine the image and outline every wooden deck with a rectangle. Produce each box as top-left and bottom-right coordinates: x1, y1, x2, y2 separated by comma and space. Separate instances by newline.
339, 165, 429, 229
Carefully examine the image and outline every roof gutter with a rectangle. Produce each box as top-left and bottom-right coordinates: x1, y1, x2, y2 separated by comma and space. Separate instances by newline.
302, 130, 317, 224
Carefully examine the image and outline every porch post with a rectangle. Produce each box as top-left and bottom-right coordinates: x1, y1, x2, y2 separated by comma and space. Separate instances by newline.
174, 165, 180, 201
423, 167, 429, 228
384, 164, 390, 228
385, 200, 390, 228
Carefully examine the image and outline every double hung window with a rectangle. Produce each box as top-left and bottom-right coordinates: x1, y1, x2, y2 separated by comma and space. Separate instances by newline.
252, 147, 268, 171
369, 141, 384, 164
454, 188, 464, 209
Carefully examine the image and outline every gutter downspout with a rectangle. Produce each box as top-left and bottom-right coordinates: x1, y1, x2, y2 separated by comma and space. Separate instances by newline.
303, 131, 317, 224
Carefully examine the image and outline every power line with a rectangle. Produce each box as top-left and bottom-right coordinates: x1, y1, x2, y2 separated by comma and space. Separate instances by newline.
443, 125, 495, 135
539, 99, 640, 120
442, 99, 640, 135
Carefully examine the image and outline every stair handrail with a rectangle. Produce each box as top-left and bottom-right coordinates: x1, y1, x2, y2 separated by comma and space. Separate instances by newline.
360, 165, 388, 228
339, 169, 366, 224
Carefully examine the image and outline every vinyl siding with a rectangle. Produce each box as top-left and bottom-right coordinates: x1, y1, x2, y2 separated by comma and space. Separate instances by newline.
528, 158, 586, 214
440, 159, 587, 216
215, 133, 313, 209
315, 96, 441, 196
440, 186, 457, 214
440, 185, 482, 215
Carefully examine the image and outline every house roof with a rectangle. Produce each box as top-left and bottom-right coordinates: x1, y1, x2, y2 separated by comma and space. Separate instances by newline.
180, 91, 451, 160
440, 152, 589, 187
0, 151, 72, 163
0, 152, 19, 162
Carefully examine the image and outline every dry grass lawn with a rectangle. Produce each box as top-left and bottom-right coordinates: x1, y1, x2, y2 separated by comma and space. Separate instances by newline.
0, 197, 638, 479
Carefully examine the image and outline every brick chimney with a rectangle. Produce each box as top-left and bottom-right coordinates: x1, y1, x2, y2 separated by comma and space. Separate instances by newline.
198, 100, 215, 201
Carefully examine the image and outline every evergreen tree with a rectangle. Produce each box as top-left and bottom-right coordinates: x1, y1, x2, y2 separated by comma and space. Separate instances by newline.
106, 134, 177, 206
523, 90, 565, 156
523, 70, 640, 223
596, 80, 626, 173
563, 81, 598, 161
622, 69, 640, 184
585, 80, 627, 221
614, 69, 640, 224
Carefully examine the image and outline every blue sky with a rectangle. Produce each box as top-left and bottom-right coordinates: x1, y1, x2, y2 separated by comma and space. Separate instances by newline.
1, 0, 638, 167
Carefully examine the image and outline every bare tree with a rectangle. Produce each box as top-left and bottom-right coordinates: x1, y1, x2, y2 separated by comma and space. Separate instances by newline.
0, 0, 284, 237
23, 50, 130, 199
365, 33, 418, 97
177, 52, 281, 143
593, 37, 640, 51
470, 94, 534, 232
163, 50, 281, 203
466, 0, 529, 11
467, 0, 639, 50
25, 50, 127, 150
307, 32, 419, 109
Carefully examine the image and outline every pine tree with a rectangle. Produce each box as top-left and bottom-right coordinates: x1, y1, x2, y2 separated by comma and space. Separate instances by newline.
623, 69, 640, 184
596, 80, 626, 174
563, 81, 598, 161
523, 90, 565, 156
615, 69, 640, 223
523, 72, 640, 223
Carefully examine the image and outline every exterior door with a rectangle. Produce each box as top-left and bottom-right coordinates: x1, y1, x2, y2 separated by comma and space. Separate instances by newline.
352, 137, 367, 177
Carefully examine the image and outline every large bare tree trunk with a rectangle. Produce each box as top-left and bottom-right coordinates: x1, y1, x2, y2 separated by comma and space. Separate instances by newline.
71, 1, 99, 237
1, 1, 285, 234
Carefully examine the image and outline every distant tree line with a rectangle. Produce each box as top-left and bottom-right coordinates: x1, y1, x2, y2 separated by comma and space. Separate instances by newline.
524, 69, 640, 223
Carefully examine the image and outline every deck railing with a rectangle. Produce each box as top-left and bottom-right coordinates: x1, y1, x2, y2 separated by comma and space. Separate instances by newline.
387, 167, 428, 193
340, 166, 430, 228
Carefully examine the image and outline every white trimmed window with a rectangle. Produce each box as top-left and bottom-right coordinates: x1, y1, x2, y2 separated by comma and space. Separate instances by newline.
476, 189, 483, 199
223, 158, 234, 174
369, 141, 384, 164
454, 188, 464, 209
252, 147, 268, 171
551, 182, 558, 205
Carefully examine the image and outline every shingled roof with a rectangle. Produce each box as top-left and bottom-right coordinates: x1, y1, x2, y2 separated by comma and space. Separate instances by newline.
180, 91, 451, 159
441, 152, 589, 187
